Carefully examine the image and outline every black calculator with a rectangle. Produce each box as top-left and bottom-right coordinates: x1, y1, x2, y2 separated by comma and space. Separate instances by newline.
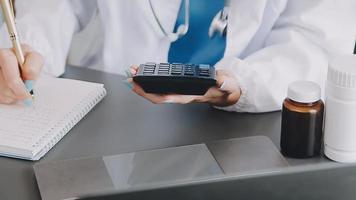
133, 62, 217, 95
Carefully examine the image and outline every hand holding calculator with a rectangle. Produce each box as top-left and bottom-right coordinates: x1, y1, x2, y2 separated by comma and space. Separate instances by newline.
133, 63, 217, 95
129, 62, 241, 107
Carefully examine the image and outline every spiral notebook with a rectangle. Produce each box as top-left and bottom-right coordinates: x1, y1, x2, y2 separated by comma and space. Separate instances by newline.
0, 77, 106, 160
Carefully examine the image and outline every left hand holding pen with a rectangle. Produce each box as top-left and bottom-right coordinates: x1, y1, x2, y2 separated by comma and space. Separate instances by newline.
126, 65, 241, 107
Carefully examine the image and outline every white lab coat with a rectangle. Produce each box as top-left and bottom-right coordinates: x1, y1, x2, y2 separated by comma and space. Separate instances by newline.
0, 0, 355, 112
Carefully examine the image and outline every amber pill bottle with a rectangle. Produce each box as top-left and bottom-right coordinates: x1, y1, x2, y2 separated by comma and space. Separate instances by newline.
280, 81, 324, 158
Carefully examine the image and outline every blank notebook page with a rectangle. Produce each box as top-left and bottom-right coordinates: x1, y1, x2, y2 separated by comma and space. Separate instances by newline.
0, 78, 106, 160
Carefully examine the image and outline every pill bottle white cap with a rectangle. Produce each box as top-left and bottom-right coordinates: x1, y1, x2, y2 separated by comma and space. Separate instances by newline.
287, 81, 321, 103
328, 54, 356, 89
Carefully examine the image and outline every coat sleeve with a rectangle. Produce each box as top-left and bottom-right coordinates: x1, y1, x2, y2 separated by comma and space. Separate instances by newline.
0, 0, 97, 77
215, 0, 356, 113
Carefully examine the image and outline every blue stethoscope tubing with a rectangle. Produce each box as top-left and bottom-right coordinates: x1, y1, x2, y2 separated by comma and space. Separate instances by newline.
149, 0, 230, 42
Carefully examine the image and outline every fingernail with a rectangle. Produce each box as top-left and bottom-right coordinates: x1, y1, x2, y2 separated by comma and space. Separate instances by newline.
25, 80, 35, 92
124, 69, 132, 78
122, 80, 133, 90
219, 81, 226, 90
23, 98, 33, 107
163, 99, 175, 104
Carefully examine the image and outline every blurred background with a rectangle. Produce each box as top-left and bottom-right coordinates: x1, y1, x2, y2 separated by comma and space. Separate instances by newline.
1, 2, 356, 65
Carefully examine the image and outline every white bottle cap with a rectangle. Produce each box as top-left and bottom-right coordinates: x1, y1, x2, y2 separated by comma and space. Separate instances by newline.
287, 81, 321, 103
328, 54, 356, 88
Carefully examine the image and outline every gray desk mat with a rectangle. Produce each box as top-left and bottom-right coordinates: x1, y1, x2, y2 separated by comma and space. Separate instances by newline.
206, 136, 289, 175
34, 136, 288, 200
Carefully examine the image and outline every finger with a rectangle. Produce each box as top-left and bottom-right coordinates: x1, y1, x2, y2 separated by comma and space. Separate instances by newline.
206, 86, 241, 107
21, 51, 44, 80
129, 79, 167, 104
227, 92, 241, 104
204, 86, 225, 99
130, 65, 139, 70
215, 70, 227, 87
216, 74, 240, 94
0, 94, 16, 104
124, 65, 139, 78
21, 44, 34, 53
0, 49, 30, 100
2, 87, 16, 99
134, 88, 167, 104
0, 72, 16, 99
130, 65, 139, 75
163, 94, 202, 104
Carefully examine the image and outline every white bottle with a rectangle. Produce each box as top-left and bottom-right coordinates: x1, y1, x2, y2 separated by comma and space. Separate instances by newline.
324, 54, 356, 163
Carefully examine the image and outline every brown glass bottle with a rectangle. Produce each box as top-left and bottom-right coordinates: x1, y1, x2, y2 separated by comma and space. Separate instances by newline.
280, 81, 324, 158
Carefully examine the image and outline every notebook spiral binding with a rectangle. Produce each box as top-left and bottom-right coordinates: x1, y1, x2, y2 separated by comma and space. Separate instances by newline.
32, 87, 107, 160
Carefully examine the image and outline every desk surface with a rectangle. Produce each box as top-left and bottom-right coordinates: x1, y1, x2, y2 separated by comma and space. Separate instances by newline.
0, 66, 354, 200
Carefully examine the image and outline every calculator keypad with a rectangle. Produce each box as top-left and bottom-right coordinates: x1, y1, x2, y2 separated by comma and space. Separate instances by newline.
140, 63, 213, 78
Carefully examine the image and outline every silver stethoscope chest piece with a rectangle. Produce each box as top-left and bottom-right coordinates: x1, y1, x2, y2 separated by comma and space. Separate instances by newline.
208, 7, 229, 38
149, 0, 229, 42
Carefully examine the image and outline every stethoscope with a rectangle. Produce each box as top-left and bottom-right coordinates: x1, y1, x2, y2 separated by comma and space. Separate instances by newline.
149, 0, 230, 42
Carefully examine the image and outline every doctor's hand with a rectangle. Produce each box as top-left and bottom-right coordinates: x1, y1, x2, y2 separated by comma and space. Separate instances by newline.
0, 44, 44, 104
127, 65, 241, 107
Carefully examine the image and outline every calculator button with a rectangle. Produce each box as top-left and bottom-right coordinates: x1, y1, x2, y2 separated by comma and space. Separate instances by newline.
199, 70, 209, 73
144, 67, 155, 70
184, 66, 194, 75
159, 67, 169, 70
159, 64, 169, 68
171, 72, 181, 75
159, 65, 169, 68
158, 63, 169, 68
172, 65, 182, 68
198, 69, 210, 76
199, 64, 210, 70
145, 65, 155, 68
146, 62, 156, 66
